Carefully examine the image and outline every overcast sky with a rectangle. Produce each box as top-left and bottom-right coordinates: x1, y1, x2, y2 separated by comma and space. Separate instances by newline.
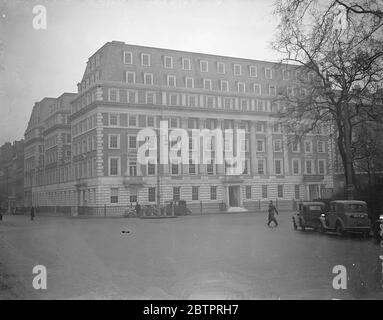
0, 0, 280, 145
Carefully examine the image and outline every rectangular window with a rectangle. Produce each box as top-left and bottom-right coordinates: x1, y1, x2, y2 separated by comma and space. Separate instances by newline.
317, 141, 325, 153
109, 88, 119, 101
109, 157, 119, 176
292, 159, 300, 175
253, 83, 261, 95
204, 79, 212, 90
188, 95, 197, 107
129, 190, 137, 203
245, 185, 252, 199
269, 85, 276, 96
171, 163, 179, 175
109, 113, 119, 126
305, 160, 313, 174
256, 122, 265, 132
128, 115, 137, 127
126, 71, 135, 84
169, 93, 178, 105
192, 186, 199, 201
207, 160, 214, 175
206, 96, 214, 108
292, 141, 300, 152
220, 80, 229, 92
294, 185, 300, 200
283, 69, 290, 80
182, 58, 191, 70
273, 140, 282, 152
164, 56, 173, 69
262, 185, 268, 198
241, 99, 249, 110
185, 77, 194, 88
257, 140, 265, 152
144, 73, 153, 85
189, 159, 196, 174
318, 159, 326, 175
224, 98, 231, 109
210, 186, 217, 200
108, 134, 120, 149
170, 117, 178, 128
167, 75, 176, 87
148, 187, 156, 202
173, 187, 180, 201
237, 82, 245, 93
234, 64, 242, 75
277, 185, 284, 198
128, 135, 137, 149
200, 60, 208, 72
217, 62, 225, 74
127, 90, 136, 103
110, 188, 119, 203
147, 116, 155, 127
147, 161, 156, 175
141, 53, 150, 66
249, 65, 257, 77
304, 140, 312, 153
146, 92, 155, 104
258, 159, 265, 174
129, 159, 137, 176
123, 51, 132, 64
265, 68, 272, 79
274, 159, 283, 175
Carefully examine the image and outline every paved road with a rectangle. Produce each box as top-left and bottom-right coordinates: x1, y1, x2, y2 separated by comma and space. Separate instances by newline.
0, 212, 382, 299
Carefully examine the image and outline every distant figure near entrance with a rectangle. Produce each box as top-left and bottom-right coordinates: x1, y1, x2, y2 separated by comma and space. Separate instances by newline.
135, 202, 141, 216
30, 206, 35, 221
267, 200, 279, 228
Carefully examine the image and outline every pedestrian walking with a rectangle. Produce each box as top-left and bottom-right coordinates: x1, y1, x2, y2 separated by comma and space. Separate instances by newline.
30, 206, 35, 221
267, 200, 279, 228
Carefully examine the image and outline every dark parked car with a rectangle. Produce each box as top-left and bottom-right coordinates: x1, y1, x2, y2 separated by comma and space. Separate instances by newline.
319, 200, 371, 237
292, 201, 326, 231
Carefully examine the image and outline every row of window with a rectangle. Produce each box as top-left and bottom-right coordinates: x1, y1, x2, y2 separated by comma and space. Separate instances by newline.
106, 132, 326, 154
109, 183, 304, 204
107, 157, 327, 177
125, 71, 282, 95
123, 51, 298, 81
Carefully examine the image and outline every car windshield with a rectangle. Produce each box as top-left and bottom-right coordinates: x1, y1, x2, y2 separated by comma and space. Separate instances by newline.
308, 205, 323, 211
346, 204, 366, 212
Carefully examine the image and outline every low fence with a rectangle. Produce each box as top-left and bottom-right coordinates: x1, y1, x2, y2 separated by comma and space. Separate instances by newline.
13, 199, 299, 218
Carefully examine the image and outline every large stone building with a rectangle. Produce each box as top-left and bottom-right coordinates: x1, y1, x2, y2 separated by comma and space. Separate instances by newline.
26, 41, 334, 215
0, 140, 24, 211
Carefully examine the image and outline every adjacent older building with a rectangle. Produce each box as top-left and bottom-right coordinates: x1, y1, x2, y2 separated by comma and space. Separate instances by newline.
0, 140, 24, 211
26, 41, 334, 215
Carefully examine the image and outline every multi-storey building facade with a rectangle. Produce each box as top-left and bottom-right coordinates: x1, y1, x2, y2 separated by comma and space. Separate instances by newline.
27, 41, 334, 214
0, 140, 24, 211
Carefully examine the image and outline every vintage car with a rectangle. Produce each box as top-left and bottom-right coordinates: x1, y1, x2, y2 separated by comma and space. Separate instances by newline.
292, 201, 326, 231
372, 214, 383, 242
319, 200, 371, 236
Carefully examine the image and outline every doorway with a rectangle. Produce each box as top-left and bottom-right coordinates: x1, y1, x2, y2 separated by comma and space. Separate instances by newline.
228, 186, 240, 207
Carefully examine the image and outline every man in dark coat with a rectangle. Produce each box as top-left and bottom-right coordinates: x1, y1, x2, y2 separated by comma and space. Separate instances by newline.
30, 206, 35, 221
267, 200, 279, 227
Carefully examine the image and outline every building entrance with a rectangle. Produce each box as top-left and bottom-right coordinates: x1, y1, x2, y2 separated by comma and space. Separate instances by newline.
228, 186, 240, 207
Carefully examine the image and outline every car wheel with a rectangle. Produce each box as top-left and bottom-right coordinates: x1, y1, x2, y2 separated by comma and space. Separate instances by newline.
336, 222, 345, 237
300, 220, 305, 231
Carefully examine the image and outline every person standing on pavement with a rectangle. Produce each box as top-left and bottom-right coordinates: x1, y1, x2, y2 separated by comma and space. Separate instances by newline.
135, 202, 141, 216
30, 206, 35, 221
267, 200, 279, 228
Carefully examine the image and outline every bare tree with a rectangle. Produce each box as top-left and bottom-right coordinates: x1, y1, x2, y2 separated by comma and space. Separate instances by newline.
272, 0, 383, 199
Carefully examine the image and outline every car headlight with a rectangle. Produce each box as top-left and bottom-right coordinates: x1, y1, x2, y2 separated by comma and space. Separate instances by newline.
379, 215, 383, 220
